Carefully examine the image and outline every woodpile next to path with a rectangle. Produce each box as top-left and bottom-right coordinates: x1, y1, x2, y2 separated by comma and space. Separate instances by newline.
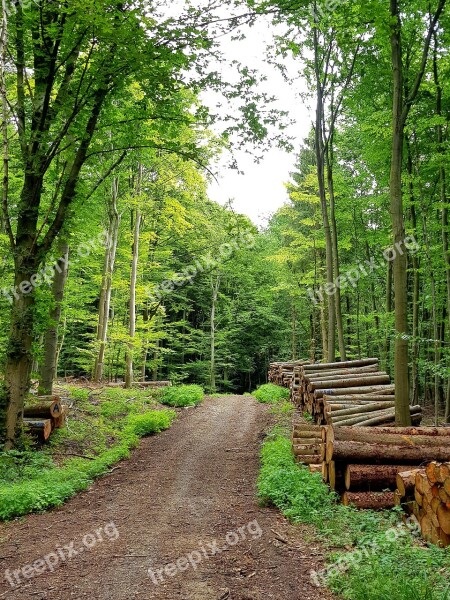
291, 423, 323, 467
321, 426, 450, 519
280, 358, 450, 546
23, 397, 68, 441
396, 461, 450, 547
268, 361, 310, 388
286, 358, 422, 427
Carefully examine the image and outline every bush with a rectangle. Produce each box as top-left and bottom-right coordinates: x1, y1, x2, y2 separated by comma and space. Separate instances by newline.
252, 383, 290, 404
160, 384, 204, 407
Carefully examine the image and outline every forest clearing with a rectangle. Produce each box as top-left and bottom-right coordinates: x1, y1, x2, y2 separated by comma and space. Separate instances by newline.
2, 0, 450, 599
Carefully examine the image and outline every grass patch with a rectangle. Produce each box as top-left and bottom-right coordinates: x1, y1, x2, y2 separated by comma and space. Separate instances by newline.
257, 432, 450, 600
160, 384, 204, 407
0, 386, 176, 520
252, 383, 290, 404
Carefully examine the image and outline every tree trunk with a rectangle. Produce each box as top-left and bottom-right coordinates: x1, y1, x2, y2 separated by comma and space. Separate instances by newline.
326, 142, 346, 360
210, 275, 220, 393
390, 0, 411, 426
39, 240, 69, 395
94, 177, 121, 382
125, 165, 142, 389
345, 464, 410, 492
313, 21, 335, 362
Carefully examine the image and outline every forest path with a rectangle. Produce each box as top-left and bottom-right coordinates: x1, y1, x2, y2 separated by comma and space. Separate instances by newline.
0, 395, 333, 600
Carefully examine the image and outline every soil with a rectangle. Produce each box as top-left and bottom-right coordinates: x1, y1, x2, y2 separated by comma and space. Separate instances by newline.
0, 395, 334, 599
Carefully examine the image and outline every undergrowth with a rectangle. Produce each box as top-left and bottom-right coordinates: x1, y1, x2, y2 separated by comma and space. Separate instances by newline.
160, 384, 204, 407
252, 383, 290, 404
258, 432, 450, 600
0, 386, 176, 520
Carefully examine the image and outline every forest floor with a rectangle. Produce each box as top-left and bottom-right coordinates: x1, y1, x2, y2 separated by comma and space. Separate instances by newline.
0, 395, 333, 600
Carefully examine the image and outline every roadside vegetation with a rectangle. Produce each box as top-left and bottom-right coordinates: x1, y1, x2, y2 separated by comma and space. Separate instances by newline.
0, 386, 176, 520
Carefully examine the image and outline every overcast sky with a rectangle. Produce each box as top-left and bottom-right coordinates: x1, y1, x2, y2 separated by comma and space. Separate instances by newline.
204, 17, 312, 227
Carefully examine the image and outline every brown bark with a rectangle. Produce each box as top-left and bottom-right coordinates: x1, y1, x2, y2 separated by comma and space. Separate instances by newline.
94, 177, 121, 382
341, 491, 395, 510
39, 240, 69, 395
327, 439, 450, 464
346, 464, 410, 492
23, 400, 62, 419
309, 375, 390, 391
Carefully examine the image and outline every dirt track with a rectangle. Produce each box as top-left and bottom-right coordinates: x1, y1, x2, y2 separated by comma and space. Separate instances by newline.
0, 395, 333, 599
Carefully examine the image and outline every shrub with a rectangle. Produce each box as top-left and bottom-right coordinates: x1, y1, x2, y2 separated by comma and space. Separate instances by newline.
252, 383, 290, 404
160, 384, 204, 407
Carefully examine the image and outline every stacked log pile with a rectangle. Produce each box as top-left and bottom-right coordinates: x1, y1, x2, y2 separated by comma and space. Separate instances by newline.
23, 397, 67, 441
396, 461, 450, 546
291, 423, 323, 467
321, 426, 450, 511
268, 360, 310, 388
288, 358, 421, 426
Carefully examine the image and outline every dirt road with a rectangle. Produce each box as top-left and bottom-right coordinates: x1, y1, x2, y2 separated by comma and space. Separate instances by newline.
0, 395, 333, 599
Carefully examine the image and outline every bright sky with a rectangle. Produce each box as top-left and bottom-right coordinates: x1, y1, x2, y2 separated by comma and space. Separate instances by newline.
204, 17, 312, 226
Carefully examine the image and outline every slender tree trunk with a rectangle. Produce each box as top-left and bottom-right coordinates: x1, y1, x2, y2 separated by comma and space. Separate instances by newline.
93, 178, 121, 382
433, 36, 450, 422
390, 0, 411, 425
125, 204, 142, 389
326, 143, 346, 360
407, 143, 420, 406
39, 240, 69, 395
210, 275, 220, 393
313, 22, 335, 362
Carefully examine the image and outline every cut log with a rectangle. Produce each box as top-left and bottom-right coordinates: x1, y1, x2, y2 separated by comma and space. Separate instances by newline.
341, 491, 396, 510
329, 461, 345, 491
327, 402, 395, 419
328, 428, 450, 447
314, 385, 395, 399
309, 464, 323, 475
397, 470, 425, 498
345, 465, 410, 492
326, 439, 450, 465
325, 395, 396, 403
349, 406, 422, 428
291, 437, 323, 446
322, 462, 329, 483
23, 418, 53, 441
302, 359, 379, 371
292, 444, 321, 456
437, 504, 450, 535
24, 400, 62, 419
309, 375, 391, 391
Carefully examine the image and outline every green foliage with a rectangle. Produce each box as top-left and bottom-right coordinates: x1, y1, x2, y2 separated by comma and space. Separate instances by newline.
252, 383, 290, 404
160, 384, 204, 407
258, 432, 450, 599
0, 387, 175, 520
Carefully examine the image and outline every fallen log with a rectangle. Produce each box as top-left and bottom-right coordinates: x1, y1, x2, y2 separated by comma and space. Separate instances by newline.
326, 439, 450, 464
326, 427, 450, 446
341, 491, 396, 510
24, 399, 62, 419
329, 461, 345, 491
346, 465, 411, 492
314, 384, 395, 399
309, 464, 323, 475
23, 418, 53, 441
302, 359, 379, 371
309, 375, 391, 391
